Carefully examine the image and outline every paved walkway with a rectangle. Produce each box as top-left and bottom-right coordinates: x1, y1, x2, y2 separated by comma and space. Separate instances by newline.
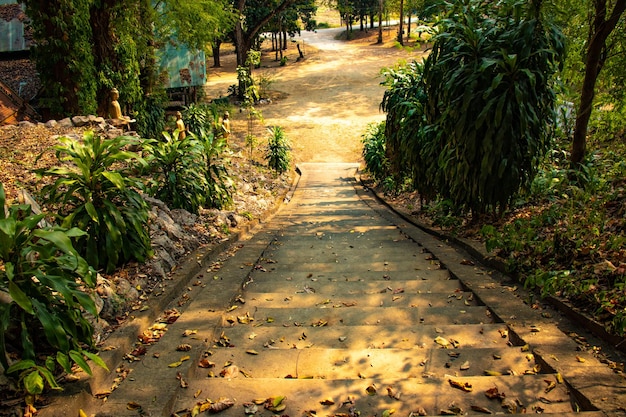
49, 164, 623, 416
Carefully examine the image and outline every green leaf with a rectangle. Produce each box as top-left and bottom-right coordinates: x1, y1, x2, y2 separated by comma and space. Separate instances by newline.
56, 351, 71, 373
23, 370, 44, 395
84, 201, 99, 224
37, 366, 61, 390
83, 351, 109, 372
6, 359, 37, 374
8, 281, 34, 315
69, 350, 93, 376
32, 229, 78, 256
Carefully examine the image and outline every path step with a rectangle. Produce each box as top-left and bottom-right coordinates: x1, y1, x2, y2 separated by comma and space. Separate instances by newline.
168, 375, 583, 416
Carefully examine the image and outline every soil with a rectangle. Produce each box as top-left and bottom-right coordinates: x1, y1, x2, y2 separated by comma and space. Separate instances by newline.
210, 25, 428, 164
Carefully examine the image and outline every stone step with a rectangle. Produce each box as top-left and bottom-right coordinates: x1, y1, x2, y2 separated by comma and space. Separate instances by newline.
165, 375, 584, 417
242, 291, 479, 308
247, 267, 450, 282
244, 277, 463, 294
214, 324, 508, 350
220, 306, 493, 327
253, 260, 445, 274
200, 347, 547, 380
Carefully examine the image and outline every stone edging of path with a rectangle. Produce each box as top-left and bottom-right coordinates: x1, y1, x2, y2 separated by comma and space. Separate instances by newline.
358, 173, 626, 416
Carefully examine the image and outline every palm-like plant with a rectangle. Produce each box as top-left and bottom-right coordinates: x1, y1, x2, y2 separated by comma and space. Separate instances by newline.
266, 126, 291, 175
36, 132, 152, 273
143, 130, 208, 213
0, 183, 107, 397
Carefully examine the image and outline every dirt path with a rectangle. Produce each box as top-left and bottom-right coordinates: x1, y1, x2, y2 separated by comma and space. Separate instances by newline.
205, 27, 426, 164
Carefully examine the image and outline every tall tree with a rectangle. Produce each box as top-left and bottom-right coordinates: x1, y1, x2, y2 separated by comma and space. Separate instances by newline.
24, 0, 97, 117
233, 0, 299, 67
25, 0, 233, 118
571, 0, 626, 164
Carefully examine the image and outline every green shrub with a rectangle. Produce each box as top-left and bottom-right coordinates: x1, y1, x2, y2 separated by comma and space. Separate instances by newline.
265, 126, 291, 174
382, 0, 565, 214
197, 130, 234, 210
143, 130, 208, 213
36, 132, 152, 273
0, 183, 107, 396
361, 122, 389, 182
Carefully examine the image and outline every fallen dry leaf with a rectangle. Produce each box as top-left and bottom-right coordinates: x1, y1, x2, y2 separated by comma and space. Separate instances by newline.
448, 379, 473, 392
485, 386, 506, 400
264, 396, 286, 412
176, 372, 188, 388
470, 405, 492, 414
386, 386, 401, 400
209, 397, 235, 413
198, 359, 215, 368
220, 365, 239, 378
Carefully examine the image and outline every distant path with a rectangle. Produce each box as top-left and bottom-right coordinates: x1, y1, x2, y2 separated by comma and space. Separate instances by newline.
206, 27, 425, 163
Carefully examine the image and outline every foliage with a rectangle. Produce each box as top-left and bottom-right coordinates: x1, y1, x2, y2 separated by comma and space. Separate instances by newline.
25, 0, 235, 117
480, 138, 626, 335
0, 183, 107, 396
24, 0, 97, 116
361, 122, 389, 183
198, 130, 234, 210
159, 0, 237, 51
134, 92, 167, 139
143, 130, 209, 214
35, 132, 152, 274
265, 126, 291, 174
381, 0, 565, 214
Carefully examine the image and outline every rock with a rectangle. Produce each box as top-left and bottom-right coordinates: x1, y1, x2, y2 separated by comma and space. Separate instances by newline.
99, 285, 125, 321
152, 234, 185, 259
72, 115, 90, 127
115, 278, 139, 301
154, 246, 177, 271
18, 120, 35, 128
156, 209, 184, 240
58, 117, 73, 127
170, 208, 197, 226
44, 119, 58, 128
227, 213, 242, 227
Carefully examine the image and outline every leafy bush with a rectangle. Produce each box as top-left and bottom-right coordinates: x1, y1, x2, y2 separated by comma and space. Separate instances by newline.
135, 93, 166, 139
143, 130, 208, 213
36, 132, 152, 273
481, 139, 626, 335
0, 183, 107, 396
361, 122, 389, 182
382, 0, 565, 214
198, 130, 234, 210
265, 126, 291, 174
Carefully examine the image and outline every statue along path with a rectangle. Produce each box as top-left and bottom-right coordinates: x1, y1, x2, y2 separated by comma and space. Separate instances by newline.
42, 28, 624, 416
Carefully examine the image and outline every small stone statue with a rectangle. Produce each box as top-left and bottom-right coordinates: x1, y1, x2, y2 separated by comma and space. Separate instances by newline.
109, 88, 123, 119
176, 111, 186, 139
221, 111, 231, 139
108, 88, 135, 128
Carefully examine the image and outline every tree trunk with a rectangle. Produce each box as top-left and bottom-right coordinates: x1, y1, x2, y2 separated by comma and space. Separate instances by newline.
90, 0, 119, 116
571, 0, 626, 165
377, 0, 383, 44
234, 0, 297, 67
407, 13, 411, 41
397, 0, 404, 45
212, 40, 222, 67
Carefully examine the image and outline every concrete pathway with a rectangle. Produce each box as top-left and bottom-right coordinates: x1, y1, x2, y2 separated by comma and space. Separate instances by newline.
53, 164, 622, 416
